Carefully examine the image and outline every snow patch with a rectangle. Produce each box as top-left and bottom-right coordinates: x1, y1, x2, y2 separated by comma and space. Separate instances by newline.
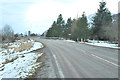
0, 53, 43, 79
0, 39, 44, 79
64, 40, 76, 43
86, 40, 119, 49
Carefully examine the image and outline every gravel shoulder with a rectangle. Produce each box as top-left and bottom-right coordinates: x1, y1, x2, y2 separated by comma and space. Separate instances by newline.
32, 42, 58, 78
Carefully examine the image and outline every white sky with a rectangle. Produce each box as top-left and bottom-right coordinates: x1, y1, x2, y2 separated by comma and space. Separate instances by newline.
0, 0, 119, 34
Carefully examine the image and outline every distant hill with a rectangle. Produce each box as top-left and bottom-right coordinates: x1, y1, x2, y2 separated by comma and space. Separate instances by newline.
41, 30, 48, 36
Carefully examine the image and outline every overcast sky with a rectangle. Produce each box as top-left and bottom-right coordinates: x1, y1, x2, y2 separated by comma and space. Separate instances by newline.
0, 0, 119, 34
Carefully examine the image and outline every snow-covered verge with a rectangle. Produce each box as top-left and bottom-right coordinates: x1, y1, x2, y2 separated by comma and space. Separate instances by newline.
64, 39, 119, 49
64, 40, 76, 43
0, 39, 44, 79
85, 39, 119, 49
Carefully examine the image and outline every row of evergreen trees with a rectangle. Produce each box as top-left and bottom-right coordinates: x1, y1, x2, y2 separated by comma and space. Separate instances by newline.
46, 14, 72, 38
46, 1, 116, 42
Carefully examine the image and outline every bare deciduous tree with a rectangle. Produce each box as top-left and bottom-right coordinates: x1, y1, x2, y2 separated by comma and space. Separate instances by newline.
2, 25, 14, 42
71, 19, 77, 34
102, 21, 118, 42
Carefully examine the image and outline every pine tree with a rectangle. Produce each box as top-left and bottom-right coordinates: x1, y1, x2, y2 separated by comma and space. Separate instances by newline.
92, 1, 112, 40
46, 14, 65, 37
76, 12, 88, 41
51, 21, 57, 37
64, 17, 72, 38
46, 28, 52, 37
56, 14, 65, 37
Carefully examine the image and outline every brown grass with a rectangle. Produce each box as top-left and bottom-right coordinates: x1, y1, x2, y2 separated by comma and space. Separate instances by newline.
7, 41, 34, 53
14, 42, 34, 52
2, 39, 34, 54
2, 56, 18, 64
2, 44, 8, 49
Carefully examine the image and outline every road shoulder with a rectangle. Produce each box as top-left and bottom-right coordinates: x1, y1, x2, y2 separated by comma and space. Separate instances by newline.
32, 40, 58, 78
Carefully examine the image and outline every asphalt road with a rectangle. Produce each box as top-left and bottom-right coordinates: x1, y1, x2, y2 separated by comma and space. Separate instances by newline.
34, 37, 118, 78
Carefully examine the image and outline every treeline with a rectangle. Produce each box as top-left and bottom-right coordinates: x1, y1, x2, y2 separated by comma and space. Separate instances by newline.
46, 14, 72, 38
46, 1, 118, 42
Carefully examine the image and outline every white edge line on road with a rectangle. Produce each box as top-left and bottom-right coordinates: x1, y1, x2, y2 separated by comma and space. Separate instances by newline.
91, 54, 120, 67
52, 54, 65, 78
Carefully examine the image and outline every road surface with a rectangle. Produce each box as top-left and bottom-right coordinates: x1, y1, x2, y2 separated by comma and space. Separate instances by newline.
34, 37, 118, 78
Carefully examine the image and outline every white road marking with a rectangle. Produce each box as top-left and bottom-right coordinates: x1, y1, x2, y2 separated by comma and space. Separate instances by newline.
91, 54, 119, 67
49, 47, 65, 78
53, 54, 65, 78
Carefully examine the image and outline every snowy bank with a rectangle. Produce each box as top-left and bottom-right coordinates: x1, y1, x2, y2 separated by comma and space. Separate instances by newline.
0, 39, 44, 79
0, 53, 43, 79
86, 40, 119, 49
64, 40, 76, 43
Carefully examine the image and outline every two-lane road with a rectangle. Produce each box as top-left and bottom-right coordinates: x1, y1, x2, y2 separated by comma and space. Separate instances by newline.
34, 37, 118, 78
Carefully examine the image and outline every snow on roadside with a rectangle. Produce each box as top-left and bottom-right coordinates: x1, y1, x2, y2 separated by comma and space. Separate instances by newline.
86, 39, 119, 49
64, 39, 118, 49
0, 53, 43, 79
0, 39, 44, 79
29, 42, 43, 52
64, 40, 76, 43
